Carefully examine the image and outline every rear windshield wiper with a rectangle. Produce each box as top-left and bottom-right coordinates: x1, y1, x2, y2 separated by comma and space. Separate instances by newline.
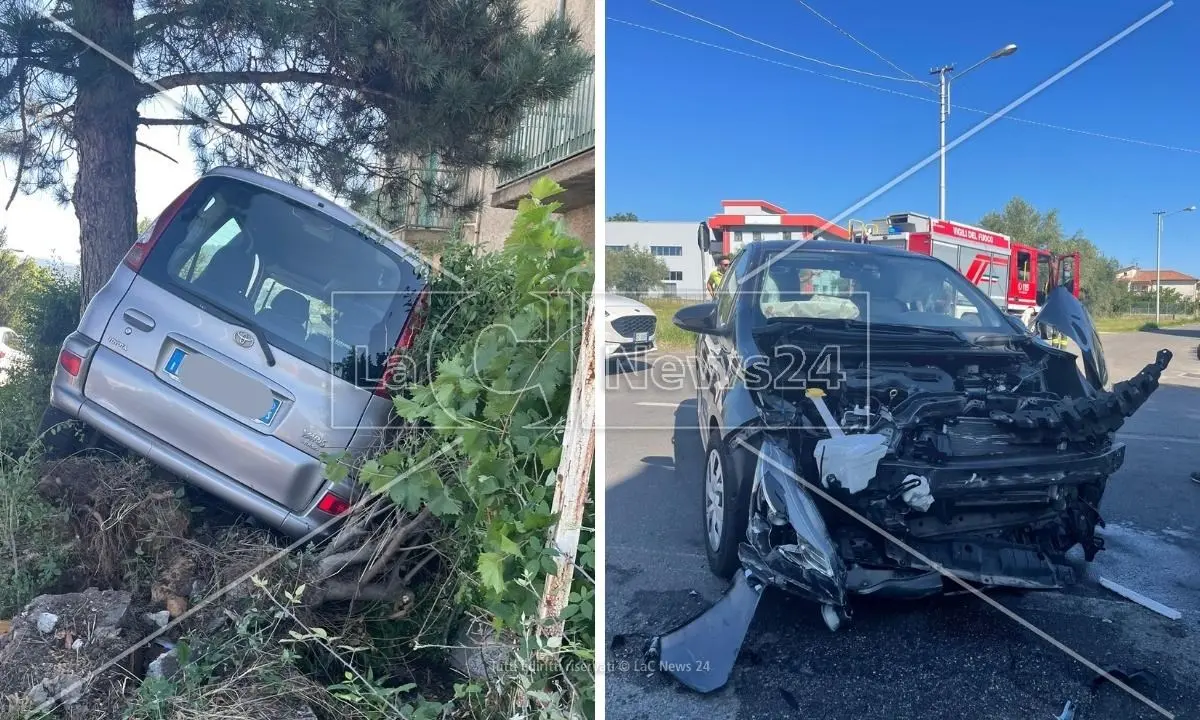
170, 284, 277, 366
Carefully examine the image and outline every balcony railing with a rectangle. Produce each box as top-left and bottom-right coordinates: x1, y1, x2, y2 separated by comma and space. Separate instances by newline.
358, 160, 475, 232
497, 67, 595, 186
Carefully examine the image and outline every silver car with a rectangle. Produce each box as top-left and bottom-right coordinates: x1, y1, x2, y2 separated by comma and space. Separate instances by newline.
42, 168, 429, 537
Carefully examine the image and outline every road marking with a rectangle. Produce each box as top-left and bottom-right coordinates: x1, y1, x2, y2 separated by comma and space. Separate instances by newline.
635, 401, 682, 408
1120, 432, 1200, 446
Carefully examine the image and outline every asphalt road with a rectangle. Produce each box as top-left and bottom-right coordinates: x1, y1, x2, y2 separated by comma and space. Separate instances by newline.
604, 327, 1200, 720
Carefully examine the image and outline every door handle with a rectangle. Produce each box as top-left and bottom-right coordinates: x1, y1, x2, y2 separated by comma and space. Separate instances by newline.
123, 309, 156, 332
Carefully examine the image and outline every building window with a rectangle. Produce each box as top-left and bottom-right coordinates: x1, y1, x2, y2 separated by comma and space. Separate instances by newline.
607, 245, 627, 252
782, 231, 792, 241
665, 271, 683, 281
752, 232, 762, 242
650, 245, 682, 257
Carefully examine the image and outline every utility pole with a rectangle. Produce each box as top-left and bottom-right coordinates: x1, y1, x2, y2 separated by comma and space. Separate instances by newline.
936, 67, 949, 220
930, 44, 1017, 220
1153, 206, 1196, 325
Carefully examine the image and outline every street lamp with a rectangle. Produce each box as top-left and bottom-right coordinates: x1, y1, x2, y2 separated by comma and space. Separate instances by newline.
1153, 205, 1196, 325
931, 43, 1018, 219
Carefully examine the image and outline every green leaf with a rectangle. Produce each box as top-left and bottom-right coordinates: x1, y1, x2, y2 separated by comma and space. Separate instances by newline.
392, 393, 426, 421
498, 532, 521, 557
426, 485, 462, 516
539, 445, 562, 469
529, 176, 565, 201
477, 552, 506, 595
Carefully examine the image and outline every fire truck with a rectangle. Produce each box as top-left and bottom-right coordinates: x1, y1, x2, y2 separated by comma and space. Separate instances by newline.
849, 212, 1080, 319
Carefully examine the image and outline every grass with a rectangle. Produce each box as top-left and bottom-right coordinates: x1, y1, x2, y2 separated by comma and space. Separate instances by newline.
0, 451, 71, 617
642, 296, 701, 352
1093, 314, 1200, 333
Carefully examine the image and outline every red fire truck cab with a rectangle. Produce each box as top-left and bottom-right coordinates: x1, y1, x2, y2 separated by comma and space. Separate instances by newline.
851, 212, 1080, 316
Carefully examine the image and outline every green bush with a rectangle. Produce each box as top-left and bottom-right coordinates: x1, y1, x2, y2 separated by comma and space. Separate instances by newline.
16, 261, 81, 373
351, 177, 595, 716
0, 260, 80, 459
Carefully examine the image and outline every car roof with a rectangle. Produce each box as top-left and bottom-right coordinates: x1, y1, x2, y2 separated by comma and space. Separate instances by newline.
205, 166, 429, 273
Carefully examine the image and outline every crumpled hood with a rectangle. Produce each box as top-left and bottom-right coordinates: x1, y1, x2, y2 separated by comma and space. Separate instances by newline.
1037, 286, 1108, 390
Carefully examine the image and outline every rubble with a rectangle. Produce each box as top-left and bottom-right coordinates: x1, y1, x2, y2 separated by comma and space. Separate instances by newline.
0, 588, 134, 716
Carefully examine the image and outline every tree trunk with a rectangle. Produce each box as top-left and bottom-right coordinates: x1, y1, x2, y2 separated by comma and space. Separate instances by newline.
72, 0, 138, 304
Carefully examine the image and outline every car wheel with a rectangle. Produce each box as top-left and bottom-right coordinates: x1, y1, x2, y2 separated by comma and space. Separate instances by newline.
704, 426, 749, 579
37, 405, 88, 460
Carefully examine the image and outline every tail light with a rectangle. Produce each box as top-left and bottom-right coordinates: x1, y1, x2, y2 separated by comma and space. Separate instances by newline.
123, 181, 199, 272
316, 491, 351, 516
59, 349, 83, 377
374, 287, 431, 398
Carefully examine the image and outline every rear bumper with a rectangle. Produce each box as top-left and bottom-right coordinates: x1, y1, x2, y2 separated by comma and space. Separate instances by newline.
49, 333, 338, 538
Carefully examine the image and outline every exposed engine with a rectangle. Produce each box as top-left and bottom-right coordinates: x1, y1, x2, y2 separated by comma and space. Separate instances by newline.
741, 343, 1172, 605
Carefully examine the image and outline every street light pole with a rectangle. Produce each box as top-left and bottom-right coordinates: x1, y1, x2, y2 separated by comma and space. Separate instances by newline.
937, 68, 949, 220
1153, 205, 1196, 325
932, 43, 1018, 220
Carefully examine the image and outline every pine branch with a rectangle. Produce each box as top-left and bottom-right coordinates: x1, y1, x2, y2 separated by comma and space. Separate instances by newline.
136, 140, 178, 163
138, 117, 207, 125
146, 70, 358, 97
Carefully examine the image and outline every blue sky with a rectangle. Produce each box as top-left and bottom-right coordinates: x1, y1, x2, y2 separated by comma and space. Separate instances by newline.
605, 0, 1200, 273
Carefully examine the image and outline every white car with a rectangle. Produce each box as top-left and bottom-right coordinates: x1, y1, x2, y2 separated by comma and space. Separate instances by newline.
0, 326, 28, 384
605, 294, 657, 360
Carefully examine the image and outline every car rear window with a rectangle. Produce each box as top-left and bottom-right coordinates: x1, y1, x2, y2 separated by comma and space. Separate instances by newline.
139, 175, 426, 387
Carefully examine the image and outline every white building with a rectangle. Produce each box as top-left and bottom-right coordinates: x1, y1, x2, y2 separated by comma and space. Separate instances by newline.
605, 221, 705, 297
605, 199, 848, 298
1116, 266, 1200, 298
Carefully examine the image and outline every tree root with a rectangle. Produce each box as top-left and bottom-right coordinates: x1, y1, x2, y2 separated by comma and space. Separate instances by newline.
306, 502, 438, 611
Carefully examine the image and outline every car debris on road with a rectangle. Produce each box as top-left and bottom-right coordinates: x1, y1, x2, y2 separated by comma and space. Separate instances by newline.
1097, 577, 1182, 620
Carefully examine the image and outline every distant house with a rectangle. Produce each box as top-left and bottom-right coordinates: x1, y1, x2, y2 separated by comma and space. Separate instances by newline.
1116, 266, 1200, 298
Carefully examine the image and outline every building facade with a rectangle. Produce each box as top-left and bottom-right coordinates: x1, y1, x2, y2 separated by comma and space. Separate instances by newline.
1117, 266, 1200, 298
606, 221, 706, 297
606, 199, 848, 298
480, 0, 594, 248
706, 200, 849, 256
383, 0, 595, 251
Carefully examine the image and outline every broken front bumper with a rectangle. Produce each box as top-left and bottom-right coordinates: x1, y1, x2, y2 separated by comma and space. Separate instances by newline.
739, 434, 1128, 608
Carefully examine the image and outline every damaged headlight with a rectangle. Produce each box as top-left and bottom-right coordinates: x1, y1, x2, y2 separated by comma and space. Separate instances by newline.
752, 437, 840, 579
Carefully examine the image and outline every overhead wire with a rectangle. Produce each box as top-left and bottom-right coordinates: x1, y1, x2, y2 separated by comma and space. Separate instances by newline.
790, 0, 927, 85
646, 0, 928, 85
609, 17, 1200, 156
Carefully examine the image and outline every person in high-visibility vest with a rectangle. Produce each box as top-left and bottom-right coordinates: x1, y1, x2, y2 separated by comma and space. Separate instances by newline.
707, 256, 731, 298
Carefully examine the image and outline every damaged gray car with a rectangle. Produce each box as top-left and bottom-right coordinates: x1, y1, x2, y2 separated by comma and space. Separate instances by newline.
655, 240, 1171, 692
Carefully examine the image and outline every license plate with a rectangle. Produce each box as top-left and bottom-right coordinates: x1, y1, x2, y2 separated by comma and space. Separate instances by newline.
165, 348, 278, 423
635, 332, 650, 342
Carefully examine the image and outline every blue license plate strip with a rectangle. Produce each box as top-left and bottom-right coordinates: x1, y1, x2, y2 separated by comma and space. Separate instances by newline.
164, 347, 186, 376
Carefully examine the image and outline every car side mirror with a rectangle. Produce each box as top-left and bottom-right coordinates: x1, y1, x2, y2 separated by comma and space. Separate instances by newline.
674, 302, 721, 335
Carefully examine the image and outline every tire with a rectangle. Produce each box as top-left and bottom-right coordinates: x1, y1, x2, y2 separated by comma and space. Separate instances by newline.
704, 426, 751, 579
37, 405, 87, 460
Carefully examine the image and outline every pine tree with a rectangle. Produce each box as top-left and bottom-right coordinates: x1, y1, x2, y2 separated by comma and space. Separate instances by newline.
0, 0, 590, 300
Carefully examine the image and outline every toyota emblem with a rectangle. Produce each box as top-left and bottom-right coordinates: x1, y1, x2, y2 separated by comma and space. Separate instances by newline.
234, 330, 255, 349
